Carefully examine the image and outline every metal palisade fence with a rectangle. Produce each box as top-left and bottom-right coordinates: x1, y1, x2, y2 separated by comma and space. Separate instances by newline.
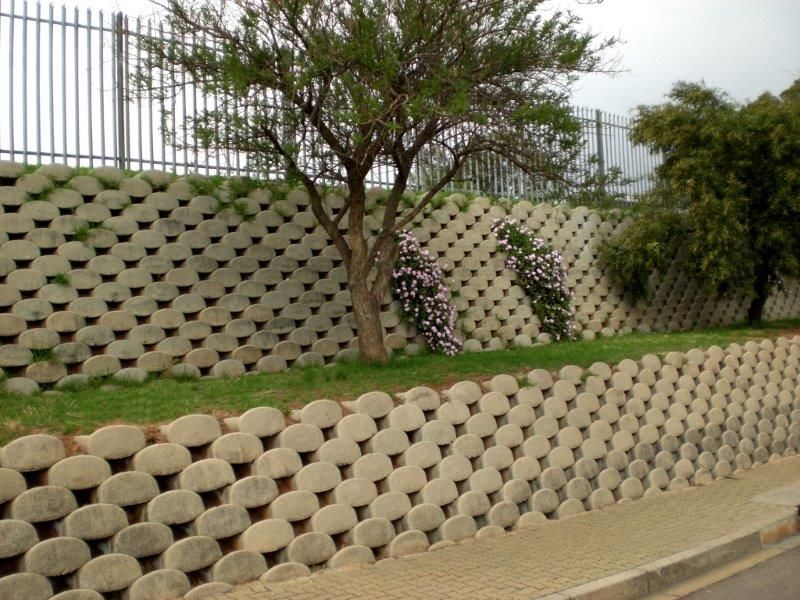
0, 0, 662, 202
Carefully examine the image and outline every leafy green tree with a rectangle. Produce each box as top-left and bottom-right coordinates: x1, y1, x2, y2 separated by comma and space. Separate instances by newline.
140, 0, 614, 362
602, 80, 800, 322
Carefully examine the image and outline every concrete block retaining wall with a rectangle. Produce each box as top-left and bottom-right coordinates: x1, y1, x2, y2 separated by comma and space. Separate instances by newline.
1, 161, 799, 392
1, 336, 800, 598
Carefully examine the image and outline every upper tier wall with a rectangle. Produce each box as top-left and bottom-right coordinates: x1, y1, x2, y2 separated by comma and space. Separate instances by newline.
0, 161, 799, 390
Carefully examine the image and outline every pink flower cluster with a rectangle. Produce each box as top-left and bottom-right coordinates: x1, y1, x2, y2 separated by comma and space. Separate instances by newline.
491, 217, 575, 341
392, 230, 463, 356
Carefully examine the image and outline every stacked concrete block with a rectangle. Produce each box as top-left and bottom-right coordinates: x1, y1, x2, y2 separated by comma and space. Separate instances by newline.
2, 337, 800, 596
1, 162, 799, 389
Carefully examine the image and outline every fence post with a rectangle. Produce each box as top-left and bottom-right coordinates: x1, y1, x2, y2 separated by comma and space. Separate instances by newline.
114, 12, 127, 170
594, 109, 606, 192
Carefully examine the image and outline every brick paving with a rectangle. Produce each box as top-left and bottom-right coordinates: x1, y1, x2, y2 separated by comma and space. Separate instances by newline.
215, 456, 800, 600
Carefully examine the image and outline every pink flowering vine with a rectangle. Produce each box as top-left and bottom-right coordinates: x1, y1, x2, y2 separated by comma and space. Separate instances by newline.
391, 230, 462, 356
492, 217, 575, 341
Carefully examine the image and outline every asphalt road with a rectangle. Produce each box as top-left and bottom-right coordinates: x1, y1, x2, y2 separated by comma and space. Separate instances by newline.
684, 546, 800, 600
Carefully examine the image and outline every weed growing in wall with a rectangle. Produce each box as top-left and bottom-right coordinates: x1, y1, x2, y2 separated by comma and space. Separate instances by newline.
492, 217, 575, 341
70, 222, 109, 243
49, 273, 71, 287
30, 347, 58, 363
392, 230, 462, 356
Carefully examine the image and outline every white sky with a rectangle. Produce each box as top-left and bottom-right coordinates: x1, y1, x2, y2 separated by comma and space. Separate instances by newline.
48, 0, 800, 114
565, 0, 800, 114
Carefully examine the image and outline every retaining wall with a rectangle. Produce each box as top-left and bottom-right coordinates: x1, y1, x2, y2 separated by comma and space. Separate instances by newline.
1, 161, 799, 392
1, 336, 800, 599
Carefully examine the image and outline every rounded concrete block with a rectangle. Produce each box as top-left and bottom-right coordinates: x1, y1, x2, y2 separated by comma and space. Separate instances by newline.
310, 504, 358, 536
194, 504, 251, 540
296, 399, 343, 429
327, 545, 375, 569
210, 550, 266, 586
345, 517, 396, 548
237, 519, 294, 554
364, 428, 410, 456
0, 345, 33, 369
585, 487, 615, 510
332, 478, 379, 509
255, 448, 303, 480
0, 519, 38, 559
468, 468, 504, 495
95, 471, 159, 507
82, 355, 121, 377
2, 377, 40, 397
285, 532, 337, 566
420, 482, 470, 520
123, 569, 191, 600
164, 414, 221, 447
0, 573, 53, 600
111, 523, 173, 558
132, 443, 192, 477
79, 425, 146, 460
386, 530, 430, 558
62, 503, 128, 540
1, 434, 65, 471
487, 501, 520, 529
437, 514, 477, 542
237, 406, 285, 438
292, 461, 342, 493
516, 511, 549, 529
144, 490, 205, 526
444, 380, 483, 405
276, 423, 325, 453
110, 368, 151, 385
334, 413, 378, 444
178, 458, 236, 493
75, 554, 142, 593
160, 536, 222, 573
311, 438, 361, 467
267, 490, 319, 522
209, 432, 262, 465
23, 536, 91, 577
259, 563, 311, 584
10, 486, 78, 523
397, 386, 441, 411
402, 503, 446, 533
222, 476, 278, 510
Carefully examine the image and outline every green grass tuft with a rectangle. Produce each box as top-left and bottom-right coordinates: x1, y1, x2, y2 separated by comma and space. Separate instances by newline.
30, 347, 58, 363
70, 222, 107, 243
93, 174, 120, 190
214, 198, 256, 222
49, 273, 71, 287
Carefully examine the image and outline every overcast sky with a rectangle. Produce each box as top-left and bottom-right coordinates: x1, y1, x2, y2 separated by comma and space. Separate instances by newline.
565, 0, 800, 114
49, 0, 800, 115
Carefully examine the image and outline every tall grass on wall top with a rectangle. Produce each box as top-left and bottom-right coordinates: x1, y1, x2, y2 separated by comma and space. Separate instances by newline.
492, 217, 575, 341
392, 230, 463, 356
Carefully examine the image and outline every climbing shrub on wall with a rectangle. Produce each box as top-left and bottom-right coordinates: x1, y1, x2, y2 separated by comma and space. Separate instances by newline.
392, 230, 463, 356
492, 217, 575, 341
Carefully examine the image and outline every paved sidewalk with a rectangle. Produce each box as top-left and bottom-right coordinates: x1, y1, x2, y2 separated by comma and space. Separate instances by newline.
217, 457, 800, 600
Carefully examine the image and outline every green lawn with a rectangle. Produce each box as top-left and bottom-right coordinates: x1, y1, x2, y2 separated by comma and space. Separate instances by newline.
1, 319, 798, 445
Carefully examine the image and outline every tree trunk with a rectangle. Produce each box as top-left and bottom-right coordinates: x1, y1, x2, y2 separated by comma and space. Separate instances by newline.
747, 269, 771, 323
343, 179, 390, 365
350, 279, 389, 363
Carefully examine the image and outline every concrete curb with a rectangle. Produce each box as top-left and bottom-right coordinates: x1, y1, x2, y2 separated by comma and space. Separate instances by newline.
540, 508, 798, 600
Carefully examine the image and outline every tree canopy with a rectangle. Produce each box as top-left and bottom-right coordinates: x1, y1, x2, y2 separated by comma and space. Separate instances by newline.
140, 0, 615, 361
601, 80, 800, 322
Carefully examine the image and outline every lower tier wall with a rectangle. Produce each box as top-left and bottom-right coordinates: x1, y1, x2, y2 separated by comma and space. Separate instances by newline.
1, 335, 799, 599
